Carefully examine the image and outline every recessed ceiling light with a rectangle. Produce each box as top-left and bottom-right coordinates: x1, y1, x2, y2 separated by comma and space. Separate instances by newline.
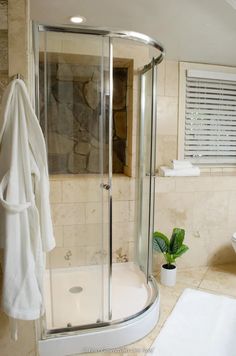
225, 0, 236, 10
69, 16, 86, 24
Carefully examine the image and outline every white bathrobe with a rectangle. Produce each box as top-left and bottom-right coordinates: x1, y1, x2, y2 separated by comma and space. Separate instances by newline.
0, 79, 55, 321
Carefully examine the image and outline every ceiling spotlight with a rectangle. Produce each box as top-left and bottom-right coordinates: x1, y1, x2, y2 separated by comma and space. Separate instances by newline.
69, 16, 86, 24
225, 0, 236, 10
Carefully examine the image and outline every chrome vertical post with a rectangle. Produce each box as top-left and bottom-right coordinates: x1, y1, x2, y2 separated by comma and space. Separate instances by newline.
108, 37, 113, 320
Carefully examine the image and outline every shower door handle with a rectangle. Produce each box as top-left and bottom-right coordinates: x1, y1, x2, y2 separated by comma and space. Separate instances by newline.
101, 183, 111, 190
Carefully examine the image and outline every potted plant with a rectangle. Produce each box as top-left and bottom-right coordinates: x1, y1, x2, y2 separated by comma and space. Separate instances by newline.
153, 228, 189, 287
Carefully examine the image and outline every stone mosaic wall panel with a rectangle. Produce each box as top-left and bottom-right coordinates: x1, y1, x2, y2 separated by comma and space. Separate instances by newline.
0, 74, 8, 102
0, 0, 7, 30
0, 1, 8, 105
0, 31, 8, 71
39, 55, 129, 174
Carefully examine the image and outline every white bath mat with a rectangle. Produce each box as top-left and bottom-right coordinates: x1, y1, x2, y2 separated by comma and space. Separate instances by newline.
150, 288, 236, 356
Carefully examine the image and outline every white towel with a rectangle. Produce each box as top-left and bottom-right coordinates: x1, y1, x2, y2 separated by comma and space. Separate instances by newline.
160, 166, 200, 177
171, 160, 193, 170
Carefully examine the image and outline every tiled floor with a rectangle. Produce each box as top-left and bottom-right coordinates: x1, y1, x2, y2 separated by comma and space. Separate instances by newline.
80, 263, 236, 356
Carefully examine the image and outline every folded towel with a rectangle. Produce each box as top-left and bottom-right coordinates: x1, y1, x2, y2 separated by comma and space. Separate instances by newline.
171, 160, 193, 170
159, 166, 200, 177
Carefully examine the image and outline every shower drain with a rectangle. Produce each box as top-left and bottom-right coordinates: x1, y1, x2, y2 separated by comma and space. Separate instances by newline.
69, 286, 83, 294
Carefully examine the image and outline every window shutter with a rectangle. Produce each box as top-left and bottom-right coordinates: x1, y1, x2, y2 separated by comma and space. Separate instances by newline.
184, 69, 236, 164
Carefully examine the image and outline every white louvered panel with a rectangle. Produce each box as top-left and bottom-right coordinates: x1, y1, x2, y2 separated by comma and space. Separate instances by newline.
184, 73, 236, 163
185, 151, 236, 156
185, 139, 236, 147
186, 141, 236, 147
186, 104, 236, 111
185, 145, 236, 151
185, 135, 236, 141
186, 114, 236, 121
185, 129, 236, 136
189, 156, 236, 164
186, 124, 236, 132
186, 108, 236, 115
186, 119, 236, 126
187, 93, 236, 100
186, 98, 236, 106
187, 77, 236, 88
186, 82, 236, 89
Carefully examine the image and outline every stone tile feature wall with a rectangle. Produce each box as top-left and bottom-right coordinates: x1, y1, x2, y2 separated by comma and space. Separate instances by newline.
0, 0, 8, 103
39, 55, 129, 175
48, 175, 136, 268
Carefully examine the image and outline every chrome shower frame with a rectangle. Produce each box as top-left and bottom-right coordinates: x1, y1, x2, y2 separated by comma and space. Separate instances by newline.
32, 22, 164, 343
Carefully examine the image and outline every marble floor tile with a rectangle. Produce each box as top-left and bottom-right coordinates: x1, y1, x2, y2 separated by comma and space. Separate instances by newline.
154, 266, 208, 288
199, 263, 236, 297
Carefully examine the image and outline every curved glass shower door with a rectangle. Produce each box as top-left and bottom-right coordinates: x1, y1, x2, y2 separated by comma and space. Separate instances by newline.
138, 61, 157, 280
38, 30, 112, 330
34, 25, 164, 348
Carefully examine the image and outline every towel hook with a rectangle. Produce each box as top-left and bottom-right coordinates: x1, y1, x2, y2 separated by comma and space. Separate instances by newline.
10, 73, 24, 81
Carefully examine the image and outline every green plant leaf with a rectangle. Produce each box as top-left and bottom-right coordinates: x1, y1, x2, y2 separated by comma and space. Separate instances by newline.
153, 233, 169, 253
169, 228, 185, 254
173, 244, 189, 259
153, 231, 169, 246
165, 252, 176, 265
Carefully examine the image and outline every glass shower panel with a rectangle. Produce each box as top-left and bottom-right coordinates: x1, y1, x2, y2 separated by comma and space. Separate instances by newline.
138, 66, 155, 278
39, 30, 110, 329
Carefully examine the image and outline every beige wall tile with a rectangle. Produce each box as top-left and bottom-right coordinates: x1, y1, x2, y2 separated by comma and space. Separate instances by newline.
177, 229, 210, 268
50, 180, 62, 203
85, 245, 107, 265
53, 226, 63, 247
227, 191, 236, 232
211, 176, 236, 191
49, 245, 88, 267
113, 222, 135, 243
128, 201, 136, 222
157, 96, 178, 135
207, 228, 235, 265
155, 192, 194, 232
165, 60, 178, 97
175, 177, 213, 192
62, 177, 101, 203
63, 225, 87, 247
155, 177, 176, 193
63, 224, 103, 248
210, 167, 223, 175
112, 176, 135, 201
157, 59, 165, 96
156, 135, 177, 167
193, 191, 229, 231
85, 202, 105, 224
51, 203, 85, 225
113, 201, 130, 223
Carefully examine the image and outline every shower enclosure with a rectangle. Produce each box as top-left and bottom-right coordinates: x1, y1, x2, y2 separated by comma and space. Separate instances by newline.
33, 24, 164, 355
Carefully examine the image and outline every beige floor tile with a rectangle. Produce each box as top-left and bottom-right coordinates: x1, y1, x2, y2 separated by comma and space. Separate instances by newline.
199, 263, 236, 297
177, 266, 209, 287
154, 266, 208, 288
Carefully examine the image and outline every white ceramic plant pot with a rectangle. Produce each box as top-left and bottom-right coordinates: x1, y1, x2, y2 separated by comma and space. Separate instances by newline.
160, 264, 177, 287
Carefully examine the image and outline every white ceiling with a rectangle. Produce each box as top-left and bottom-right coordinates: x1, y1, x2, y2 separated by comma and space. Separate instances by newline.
30, 0, 236, 66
